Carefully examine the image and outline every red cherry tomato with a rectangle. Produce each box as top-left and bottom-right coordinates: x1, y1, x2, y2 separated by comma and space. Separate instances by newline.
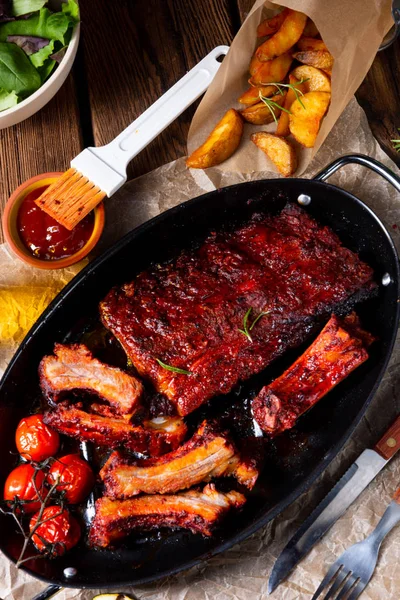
48, 454, 95, 504
15, 414, 60, 462
30, 506, 81, 555
3, 463, 46, 514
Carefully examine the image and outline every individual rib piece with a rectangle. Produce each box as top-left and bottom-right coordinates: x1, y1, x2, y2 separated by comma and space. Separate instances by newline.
39, 344, 143, 417
100, 204, 376, 416
224, 437, 265, 490
100, 421, 258, 498
89, 484, 246, 547
43, 405, 187, 457
252, 313, 375, 436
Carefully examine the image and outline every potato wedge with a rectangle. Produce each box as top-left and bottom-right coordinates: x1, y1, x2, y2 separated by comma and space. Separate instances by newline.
240, 94, 286, 125
276, 75, 305, 137
257, 8, 289, 37
292, 50, 334, 70
297, 37, 327, 52
249, 52, 292, 85
289, 91, 330, 147
251, 132, 297, 177
303, 18, 319, 38
249, 53, 262, 77
186, 109, 243, 169
290, 65, 331, 92
256, 9, 307, 61
238, 84, 276, 105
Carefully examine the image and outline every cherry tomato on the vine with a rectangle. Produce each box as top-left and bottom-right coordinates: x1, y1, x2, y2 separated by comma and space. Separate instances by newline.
3, 463, 45, 514
30, 506, 81, 555
48, 454, 95, 504
15, 414, 60, 462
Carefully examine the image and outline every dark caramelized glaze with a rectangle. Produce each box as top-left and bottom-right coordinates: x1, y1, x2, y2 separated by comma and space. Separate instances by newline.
100, 204, 376, 416
252, 313, 375, 435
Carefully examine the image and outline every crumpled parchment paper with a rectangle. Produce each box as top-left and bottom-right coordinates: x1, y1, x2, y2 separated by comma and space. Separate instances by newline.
1, 96, 400, 600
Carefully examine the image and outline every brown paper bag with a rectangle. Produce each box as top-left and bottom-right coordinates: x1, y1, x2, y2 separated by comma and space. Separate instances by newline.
187, 0, 393, 176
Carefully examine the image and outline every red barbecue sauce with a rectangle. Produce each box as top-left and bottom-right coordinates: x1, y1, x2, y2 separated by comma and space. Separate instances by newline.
17, 187, 94, 260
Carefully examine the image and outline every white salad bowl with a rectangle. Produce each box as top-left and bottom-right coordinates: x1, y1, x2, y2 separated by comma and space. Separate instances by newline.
0, 1, 80, 129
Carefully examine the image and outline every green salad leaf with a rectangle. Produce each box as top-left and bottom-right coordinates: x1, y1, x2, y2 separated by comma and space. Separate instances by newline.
0, 41, 40, 96
0, 8, 75, 44
12, 0, 46, 17
0, 1, 79, 112
0, 87, 18, 109
29, 38, 54, 67
37, 56, 56, 82
62, 0, 79, 21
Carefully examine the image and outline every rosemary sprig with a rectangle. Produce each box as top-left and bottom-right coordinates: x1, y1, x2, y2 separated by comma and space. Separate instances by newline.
238, 308, 271, 342
259, 77, 310, 121
156, 358, 192, 375
392, 129, 400, 152
259, 94, 289, 124
249, 310, 270, 331
238, 307, 253, 342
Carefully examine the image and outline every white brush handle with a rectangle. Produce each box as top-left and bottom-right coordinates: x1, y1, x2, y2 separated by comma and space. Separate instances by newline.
71, 46, 229, 196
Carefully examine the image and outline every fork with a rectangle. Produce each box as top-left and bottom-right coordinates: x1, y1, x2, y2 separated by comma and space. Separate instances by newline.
312, 487, 400, 600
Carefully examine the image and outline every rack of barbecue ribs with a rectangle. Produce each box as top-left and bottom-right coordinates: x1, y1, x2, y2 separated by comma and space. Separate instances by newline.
39, 343, 143, 418
100, 420, 259, 498
100, 204, 376, 416
252, 313, 376, 435
89, 484, 246, 548
43, 404, 187, 456
38, 204, 379, 546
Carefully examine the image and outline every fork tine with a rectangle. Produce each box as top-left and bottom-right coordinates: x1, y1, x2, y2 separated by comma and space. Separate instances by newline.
311, 564, 342, 600
335, 574, 357, 600
346, 580, 365, 600
324, 569, 352, 600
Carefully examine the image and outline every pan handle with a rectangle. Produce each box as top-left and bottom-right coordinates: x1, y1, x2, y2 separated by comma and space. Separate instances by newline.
313, 154, 400, 193
32, 584, 62, 600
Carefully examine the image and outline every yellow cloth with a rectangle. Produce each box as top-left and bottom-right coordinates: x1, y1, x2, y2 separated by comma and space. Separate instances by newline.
0, 286, 61, 344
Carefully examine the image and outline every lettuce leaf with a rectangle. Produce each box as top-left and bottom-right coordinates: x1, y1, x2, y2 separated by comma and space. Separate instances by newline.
0, 8, 75, 44
0, 86, 18, 109
7, 34, 48, 54
0, 41, 40, 96
62, 0, 79, 21
37, 55, 55, 82
29, 38, 54, 67
12, 0, 46, 17
50, 44, 66, 63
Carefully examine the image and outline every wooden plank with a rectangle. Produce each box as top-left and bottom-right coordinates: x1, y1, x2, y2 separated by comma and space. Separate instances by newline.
0, 75, 83, 243
356, 41, 400, 167
79, 0, 235, 180
237, 0, 400, 168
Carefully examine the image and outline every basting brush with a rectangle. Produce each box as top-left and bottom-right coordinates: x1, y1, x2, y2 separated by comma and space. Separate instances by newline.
35, 47, 229, 230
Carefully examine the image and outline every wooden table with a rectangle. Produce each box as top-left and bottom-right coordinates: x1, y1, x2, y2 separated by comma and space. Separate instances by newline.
0, 0, 399, 244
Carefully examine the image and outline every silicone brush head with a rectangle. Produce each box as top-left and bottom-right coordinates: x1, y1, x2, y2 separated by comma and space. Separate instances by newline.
34, 168, 107, 230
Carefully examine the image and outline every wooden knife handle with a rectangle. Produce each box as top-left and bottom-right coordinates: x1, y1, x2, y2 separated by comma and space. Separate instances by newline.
374, 415, 400, 460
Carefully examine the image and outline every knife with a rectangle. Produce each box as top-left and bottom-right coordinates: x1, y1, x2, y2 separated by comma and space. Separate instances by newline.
268, 415, 400, 594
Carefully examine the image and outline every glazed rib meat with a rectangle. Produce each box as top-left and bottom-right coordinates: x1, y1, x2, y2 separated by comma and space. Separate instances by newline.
43, 405, 187, 457
100, 204, 376, 416
100, 420, 258, 498
39, 344, 143, 417
252, 313, 375, 435
89, 484, 246, 547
